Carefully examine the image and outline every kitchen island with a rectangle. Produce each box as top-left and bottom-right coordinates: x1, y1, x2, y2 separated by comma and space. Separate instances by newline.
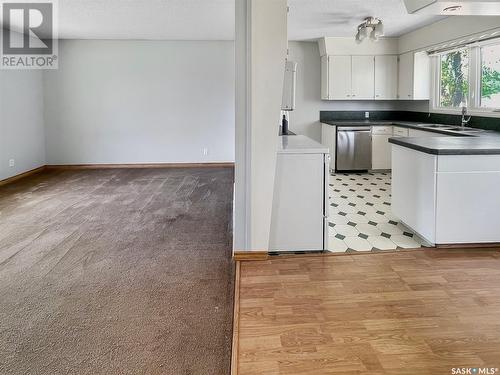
389, 133, 500, 246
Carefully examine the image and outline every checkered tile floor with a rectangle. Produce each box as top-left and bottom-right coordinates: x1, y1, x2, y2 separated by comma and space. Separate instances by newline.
328, 172, 428, 253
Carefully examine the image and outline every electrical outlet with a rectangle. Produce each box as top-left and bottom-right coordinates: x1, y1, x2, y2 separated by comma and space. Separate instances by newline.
202, 148, 209, 156
365, 112, 370, 119
8, 159, 15, 167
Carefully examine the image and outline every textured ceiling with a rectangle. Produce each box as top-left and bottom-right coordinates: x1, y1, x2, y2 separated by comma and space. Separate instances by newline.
288, 0, 445, 40
57, 0, 234, 40
1, 0, 444, 40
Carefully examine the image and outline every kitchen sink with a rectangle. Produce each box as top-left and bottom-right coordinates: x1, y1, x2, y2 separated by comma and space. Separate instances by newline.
416, 123, 483, 133
417, 124, 454, 129
447, 127, 483, 132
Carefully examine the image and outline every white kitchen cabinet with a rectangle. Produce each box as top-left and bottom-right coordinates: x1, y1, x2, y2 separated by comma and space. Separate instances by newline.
321, 123, 336, 171
375, 55, 398, 100
393, 126, 409, 137
351, 56, 375, 100
328, 55, 352, 100
414, 52, 431, 100
392, 145, 500, 245
321, 54, 412, 101
398, 51, 430, 100
392, 145, 437, 243
320, 55, 329, 100
371, 126, 393, 170
398, 52, 413, 100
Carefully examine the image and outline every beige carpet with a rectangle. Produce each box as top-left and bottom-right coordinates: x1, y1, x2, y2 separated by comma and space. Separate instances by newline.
0, 167, 235, 375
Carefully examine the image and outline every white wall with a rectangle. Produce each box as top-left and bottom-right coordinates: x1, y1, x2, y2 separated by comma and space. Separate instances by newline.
43, 40, 235, 165
234, 0, 288, 252
234, 0, 249, 251
319, 37, 399, 56
399, 16, 500, 54
249, 0, 287, 251
0, 70, 45, 181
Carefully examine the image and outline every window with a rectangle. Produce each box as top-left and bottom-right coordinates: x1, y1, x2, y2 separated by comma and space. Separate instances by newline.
432, 39, 500, 113
439, 49, 469, 108
480, 44, 500, 109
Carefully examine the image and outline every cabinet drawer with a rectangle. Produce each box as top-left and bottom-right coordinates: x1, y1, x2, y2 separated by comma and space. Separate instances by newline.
372, 126, 393, 135
393, 127, 409, 137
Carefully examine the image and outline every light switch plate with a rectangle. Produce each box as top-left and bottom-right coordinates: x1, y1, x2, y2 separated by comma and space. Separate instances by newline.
8, 159, 15, 167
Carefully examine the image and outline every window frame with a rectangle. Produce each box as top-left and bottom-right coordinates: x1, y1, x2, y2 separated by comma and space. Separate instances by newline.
430, 39, 500, 117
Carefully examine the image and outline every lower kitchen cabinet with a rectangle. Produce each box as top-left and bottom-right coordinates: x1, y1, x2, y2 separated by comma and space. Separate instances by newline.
321, 123, 336, 171
392, 145, 500, 245
371, 126, 392, 170
393, 126, 409, 137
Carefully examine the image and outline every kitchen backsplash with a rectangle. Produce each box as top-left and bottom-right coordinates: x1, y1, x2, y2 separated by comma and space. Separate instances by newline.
319, 111, 500, 132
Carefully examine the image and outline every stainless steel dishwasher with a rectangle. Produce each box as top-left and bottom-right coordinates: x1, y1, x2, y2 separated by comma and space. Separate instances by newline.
336, 126, 372, 171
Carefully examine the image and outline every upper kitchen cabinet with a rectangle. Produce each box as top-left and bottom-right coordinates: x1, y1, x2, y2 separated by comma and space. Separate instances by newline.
321, 55, 397, 100
351, 56, 375, 100
319, 38, 400, 101
322, 55, 352, 100
374, 55, 398, 100
318, 38, 430, 101
397, 51, 430, 100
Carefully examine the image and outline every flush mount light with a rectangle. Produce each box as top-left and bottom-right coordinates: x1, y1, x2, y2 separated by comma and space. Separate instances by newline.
443, 5, 462, 12
355, 17, 384, 44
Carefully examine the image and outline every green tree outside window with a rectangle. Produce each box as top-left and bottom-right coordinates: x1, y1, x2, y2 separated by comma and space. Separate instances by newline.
439, 49, 469, 108
481, 44, 500, 108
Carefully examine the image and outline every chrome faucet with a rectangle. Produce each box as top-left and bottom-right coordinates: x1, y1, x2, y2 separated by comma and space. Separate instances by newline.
461, 106, 471, 127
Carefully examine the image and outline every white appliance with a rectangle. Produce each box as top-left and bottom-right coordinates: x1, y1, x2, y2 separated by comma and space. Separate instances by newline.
281, 60, 297, 111
269, 135, 330, 252
403, 0, 500, 15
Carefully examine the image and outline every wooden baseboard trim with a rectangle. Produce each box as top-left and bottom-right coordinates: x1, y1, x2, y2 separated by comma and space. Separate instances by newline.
230, 261, 241, 375
233, 251, 269, 261
252, 246, 500, 262
0, 166, 46, 187
436, 243, 500, 249
46, 162, 234, 170
1, 163, 234, 187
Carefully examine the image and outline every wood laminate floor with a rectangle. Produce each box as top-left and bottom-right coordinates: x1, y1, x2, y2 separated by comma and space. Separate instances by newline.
236, 250, 500, 375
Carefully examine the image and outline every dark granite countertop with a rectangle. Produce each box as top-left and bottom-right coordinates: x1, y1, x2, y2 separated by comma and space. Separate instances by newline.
321, 120, 473, 135
389, 135, 500, 155
321, 120, 500, 155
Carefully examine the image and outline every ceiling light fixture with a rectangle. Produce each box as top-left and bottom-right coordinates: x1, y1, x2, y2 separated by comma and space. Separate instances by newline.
355, 17, 384, 44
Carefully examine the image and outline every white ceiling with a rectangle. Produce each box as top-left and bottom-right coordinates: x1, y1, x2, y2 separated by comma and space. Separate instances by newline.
57, 0, 235, 40
288, 0, 445, 40
2, 0, 444, 40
